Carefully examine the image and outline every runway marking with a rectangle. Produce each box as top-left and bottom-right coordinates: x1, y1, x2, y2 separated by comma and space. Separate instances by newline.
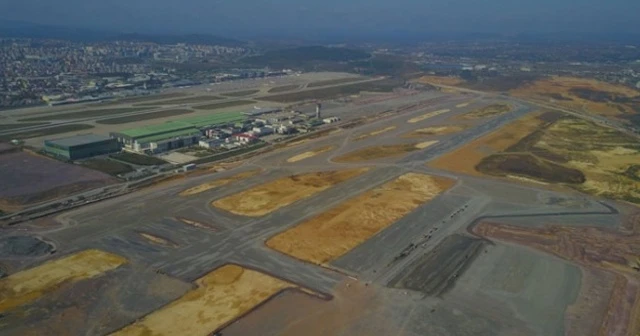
0, 249, 127, 312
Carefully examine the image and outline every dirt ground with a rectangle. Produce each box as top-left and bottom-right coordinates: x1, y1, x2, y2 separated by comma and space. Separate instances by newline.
510, 76, 640, 122
472, 221, 640, 336
333, 143, 432, 163
352, 126, 397, 141
458, 103, 511, 119
266, 173, 455, 265
110, 264, 298, 336
286, 145, 336, 163
433, 110, 640, 204
179, 170, 261, 196
429, 111, 547, 176
403, 125, 467, 138
416, 76, 464, 86
0, 249, 127, 313
407, 109, 451, 123
212, 169, 369, 217
138, 232, 179, 248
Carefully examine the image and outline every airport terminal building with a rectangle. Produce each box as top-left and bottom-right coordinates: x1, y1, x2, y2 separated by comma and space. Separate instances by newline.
44, 134, 121, 160
110, 112, 245, 154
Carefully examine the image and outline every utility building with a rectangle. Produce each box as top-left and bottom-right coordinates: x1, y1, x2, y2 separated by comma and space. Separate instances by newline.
44, 134, 121, 160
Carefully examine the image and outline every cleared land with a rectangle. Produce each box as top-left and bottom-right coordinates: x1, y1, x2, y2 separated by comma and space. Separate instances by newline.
110, 264, 298, 336
19, 108, 150, 121
96, 109, 194, 124
0, 249, 127, 313
259, 79, 402, 103
473, 221, 640, 336
333, 143, 435, 163
433, 110, 640, 204
403, 125, 466, 138
222, 90, 260, 97
0, 124, 94, 141
213, 169, 368, 217
266, 173, 454, 265
179, 170, 261, 196
0, 123, 49, 131
353, 126, 396, 141
286, 145, 336, 163
307, 77, 363, 88
81, 159, 133, 176
459, 103, 511, 119
268, 84, 299, 93
389, 234, 485, 296
194, 100, 255, 110
110, 152, 167, 166
135, 96, 223, 106
407, 109, 450, 123
510, 76, 640, 124
0, 151, 115, 211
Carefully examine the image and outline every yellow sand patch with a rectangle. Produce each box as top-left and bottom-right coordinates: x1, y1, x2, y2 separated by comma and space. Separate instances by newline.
415, 141, 439, 149
333, 144, 421, 163
403, 125, 466, 138
353, 126, 396, 141
266, 173, 455, 265
110, 265, 297, 336
179, 170, 261, 196
416, 76, 464, 86
456, 102, 470, 108
286, 145, 336, 163
212, 169, 368, 217
459, 103, 511, 119
408, 109, 450, 123
0, 250, 127, 312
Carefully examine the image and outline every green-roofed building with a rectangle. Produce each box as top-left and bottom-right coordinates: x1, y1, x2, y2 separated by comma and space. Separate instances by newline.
110, 111, 245, 153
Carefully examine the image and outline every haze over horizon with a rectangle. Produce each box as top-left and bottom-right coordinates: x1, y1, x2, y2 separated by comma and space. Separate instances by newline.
1, 0, 640, 39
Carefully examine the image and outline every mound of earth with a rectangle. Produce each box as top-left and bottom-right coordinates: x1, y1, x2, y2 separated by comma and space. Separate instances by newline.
0, 236, 55, 257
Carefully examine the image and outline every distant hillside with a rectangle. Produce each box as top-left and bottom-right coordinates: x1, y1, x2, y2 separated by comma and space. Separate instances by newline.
242, 46, 371, 68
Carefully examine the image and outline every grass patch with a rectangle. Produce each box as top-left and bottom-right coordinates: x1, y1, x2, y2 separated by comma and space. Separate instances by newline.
19, 108, 151, 121
0, 124, 94, 141
307, 77, 363, 88
333, 143, 429, 163
82, 159, 134, 176
116, 92, 189, 104
96, 109, 194, 125
259, 78, 403, 103
460, 103, 512, 119
268, 84, 299, 93
110, 152, 167, 166
222, 90, 259, 97
194, 100, 255, 110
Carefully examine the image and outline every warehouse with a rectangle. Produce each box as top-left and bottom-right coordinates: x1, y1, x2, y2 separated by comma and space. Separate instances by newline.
44, 134, 121, 160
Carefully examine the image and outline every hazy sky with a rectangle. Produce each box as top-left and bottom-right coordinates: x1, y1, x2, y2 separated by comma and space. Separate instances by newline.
2, 0, 640, 38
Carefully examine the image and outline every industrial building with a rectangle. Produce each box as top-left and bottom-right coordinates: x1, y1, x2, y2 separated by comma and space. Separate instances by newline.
110, 111, 246, 153
44, 134, 121, 160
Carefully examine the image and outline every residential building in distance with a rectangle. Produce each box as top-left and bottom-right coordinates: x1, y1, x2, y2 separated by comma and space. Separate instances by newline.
44, 134, 121, 160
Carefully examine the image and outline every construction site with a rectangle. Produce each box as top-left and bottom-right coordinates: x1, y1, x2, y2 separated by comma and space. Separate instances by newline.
1, 72, 640, 336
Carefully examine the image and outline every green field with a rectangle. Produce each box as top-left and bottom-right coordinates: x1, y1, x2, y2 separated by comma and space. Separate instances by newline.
0, 123, 49, 131
96, 109, 194, 125
19, 108, 151, 122
82, 159, 134, 176
135, 96, 223, 106
194, 100, 255, 110
307, 77, 364, 88
222, 90, 260, 97
259, 79, 401, 103
110, 152, 167, 166
0, 124, 95, 141
268, 84, 300, 93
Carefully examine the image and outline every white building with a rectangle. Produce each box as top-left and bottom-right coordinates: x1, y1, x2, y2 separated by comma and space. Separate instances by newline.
199, 139, 225, 149
323, 117, 340, 124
